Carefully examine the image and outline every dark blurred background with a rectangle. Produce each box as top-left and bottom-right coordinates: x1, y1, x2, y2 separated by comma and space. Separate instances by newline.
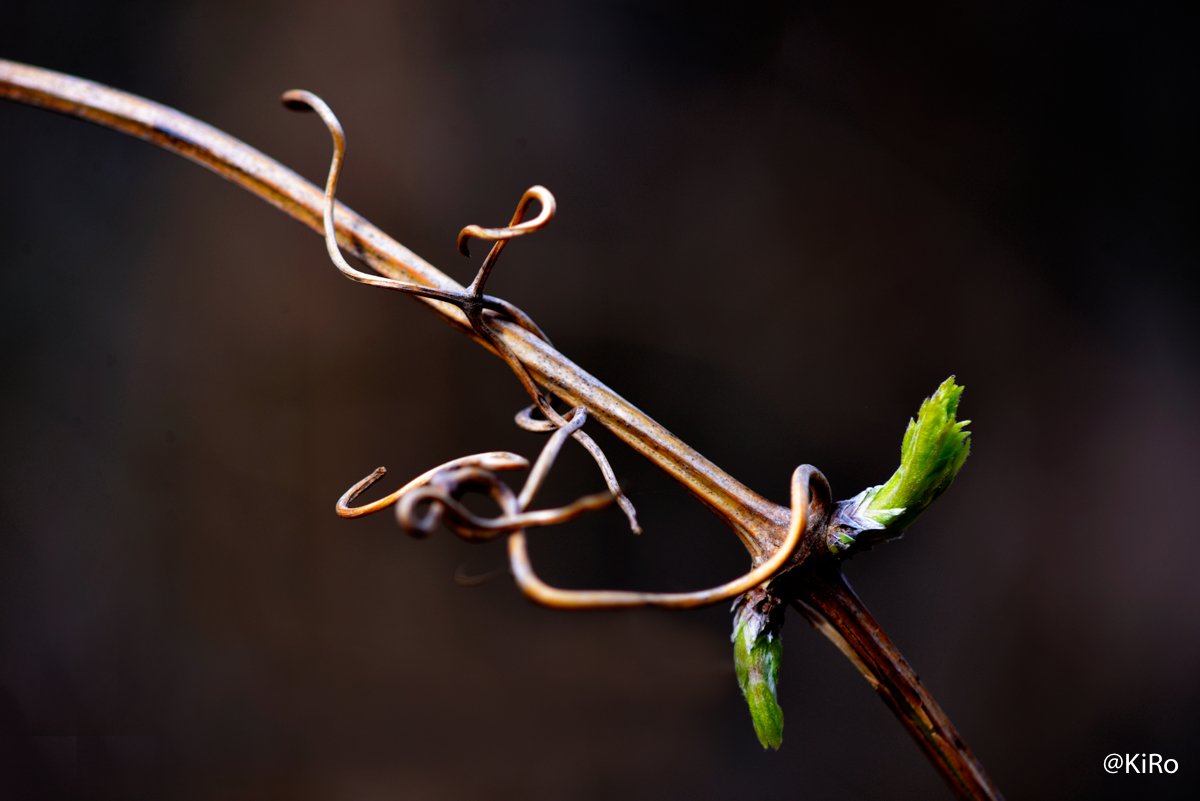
1, 1, 1197, 798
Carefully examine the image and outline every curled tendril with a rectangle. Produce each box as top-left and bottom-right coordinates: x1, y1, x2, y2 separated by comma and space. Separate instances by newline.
457, 186, 556, 286
506, 464, 816, 610
337, 407, 613, 542
398, 470, 612, 541
515, 403, 640, 532
336, 452, 530, 519
335, 406, 813, 611
286, 89, 638, 534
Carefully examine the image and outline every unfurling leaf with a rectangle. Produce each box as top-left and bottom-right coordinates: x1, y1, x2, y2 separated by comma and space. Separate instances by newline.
831, 376, 971, 553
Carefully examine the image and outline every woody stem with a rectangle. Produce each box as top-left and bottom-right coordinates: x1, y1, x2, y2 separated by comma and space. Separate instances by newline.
793, 562, 1004, 801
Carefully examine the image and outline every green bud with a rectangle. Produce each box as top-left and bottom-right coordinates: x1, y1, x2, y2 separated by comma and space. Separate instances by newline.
733, 614, 784, 749
830, 377, 971, 553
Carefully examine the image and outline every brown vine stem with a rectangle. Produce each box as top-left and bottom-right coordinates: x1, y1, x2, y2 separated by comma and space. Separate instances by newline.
791, 566, 1004, 800
0, 59, 1002, 799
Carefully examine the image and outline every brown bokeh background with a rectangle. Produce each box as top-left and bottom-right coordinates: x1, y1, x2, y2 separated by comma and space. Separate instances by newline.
2, 1, 1197, 798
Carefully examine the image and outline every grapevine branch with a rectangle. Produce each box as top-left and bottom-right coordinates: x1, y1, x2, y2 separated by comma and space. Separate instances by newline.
0, 59, 1003, 800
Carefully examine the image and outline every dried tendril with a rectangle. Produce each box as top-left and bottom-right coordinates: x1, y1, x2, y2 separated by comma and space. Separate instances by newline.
288, 90, 809, 609
283, 89, 639, 534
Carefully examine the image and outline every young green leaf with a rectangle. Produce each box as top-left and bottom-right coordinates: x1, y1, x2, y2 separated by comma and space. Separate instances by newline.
830, 377, 971, 553
861, 376, 970, 531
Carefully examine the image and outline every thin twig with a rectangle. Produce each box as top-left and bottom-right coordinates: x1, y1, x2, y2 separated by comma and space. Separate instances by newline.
0, 58, 1002, 800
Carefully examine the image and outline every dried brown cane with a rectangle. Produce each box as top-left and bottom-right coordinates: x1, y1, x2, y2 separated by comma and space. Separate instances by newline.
0, 60, 1004, 800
